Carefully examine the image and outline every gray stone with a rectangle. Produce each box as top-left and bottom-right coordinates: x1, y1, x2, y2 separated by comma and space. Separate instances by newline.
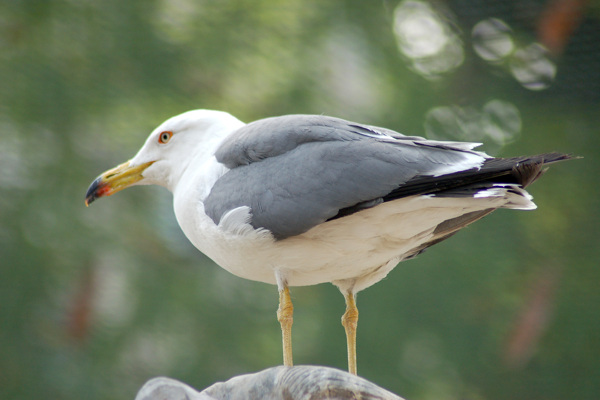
135, 366, 404, 400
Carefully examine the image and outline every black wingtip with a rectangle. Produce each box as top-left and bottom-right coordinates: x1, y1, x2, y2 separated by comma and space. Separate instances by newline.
512, 152, 578, 187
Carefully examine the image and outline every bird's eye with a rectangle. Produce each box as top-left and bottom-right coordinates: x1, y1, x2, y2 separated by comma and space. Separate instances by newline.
158, 131, 173, 144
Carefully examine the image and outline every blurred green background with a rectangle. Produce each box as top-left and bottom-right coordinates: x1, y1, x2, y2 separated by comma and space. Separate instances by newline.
1, 1, 598, 399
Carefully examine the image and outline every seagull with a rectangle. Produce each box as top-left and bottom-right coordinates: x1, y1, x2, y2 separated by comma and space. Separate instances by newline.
85, 110, 570, 375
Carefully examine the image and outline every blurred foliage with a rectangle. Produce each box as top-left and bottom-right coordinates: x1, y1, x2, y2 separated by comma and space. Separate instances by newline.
1, 0, 599, 399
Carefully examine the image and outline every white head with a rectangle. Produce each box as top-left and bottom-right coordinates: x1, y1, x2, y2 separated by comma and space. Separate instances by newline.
85, 109, 244, 205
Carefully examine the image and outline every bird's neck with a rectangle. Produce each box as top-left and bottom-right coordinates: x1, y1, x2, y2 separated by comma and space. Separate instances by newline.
171, 143, 229, 244
171, 128, 236, 197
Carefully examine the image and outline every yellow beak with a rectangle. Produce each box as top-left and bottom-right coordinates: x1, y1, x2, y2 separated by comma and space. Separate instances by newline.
85, 160, 154, 206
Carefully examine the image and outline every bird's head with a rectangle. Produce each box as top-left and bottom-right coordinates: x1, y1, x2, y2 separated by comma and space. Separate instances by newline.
85, 109, 244, 206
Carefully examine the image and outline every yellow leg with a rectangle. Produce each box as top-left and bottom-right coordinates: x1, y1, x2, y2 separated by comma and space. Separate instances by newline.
342, 291, 359, 375
277, 285, 294, 367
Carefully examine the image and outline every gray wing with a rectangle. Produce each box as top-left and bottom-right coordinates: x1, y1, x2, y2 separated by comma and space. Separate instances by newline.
214, 115, 485, 168
204, 115, 489, 239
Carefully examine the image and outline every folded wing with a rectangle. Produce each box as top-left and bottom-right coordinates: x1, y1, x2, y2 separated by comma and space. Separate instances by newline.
205, 115, 569, 239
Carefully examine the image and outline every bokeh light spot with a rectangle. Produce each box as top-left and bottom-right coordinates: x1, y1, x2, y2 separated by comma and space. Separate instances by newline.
425, 99, 521, 154
393, 1, 464, 79
472, 18, 515, 63
510, 43, 557, 90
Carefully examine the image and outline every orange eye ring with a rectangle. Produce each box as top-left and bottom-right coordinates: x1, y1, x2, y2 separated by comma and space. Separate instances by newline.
158, 131, 173, 144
